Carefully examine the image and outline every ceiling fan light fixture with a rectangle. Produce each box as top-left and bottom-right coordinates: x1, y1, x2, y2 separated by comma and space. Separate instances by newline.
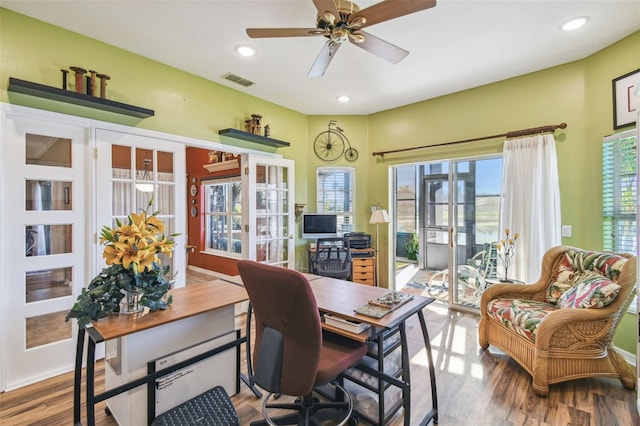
331, 27, 349, 43
235, 45, 256, 57
349, 16, 366, 27
349, 32, 365, 43
337, 95, 350, 103
561, 16, 588, 31
323, 11, 336, 25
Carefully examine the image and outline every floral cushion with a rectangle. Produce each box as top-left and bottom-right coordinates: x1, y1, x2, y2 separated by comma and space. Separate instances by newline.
486, 298, 557, 343
545, 250, 626, 304
557, 271, 621, 309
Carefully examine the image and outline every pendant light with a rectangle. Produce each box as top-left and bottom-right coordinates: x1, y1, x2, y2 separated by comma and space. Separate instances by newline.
135, 157, 154, 192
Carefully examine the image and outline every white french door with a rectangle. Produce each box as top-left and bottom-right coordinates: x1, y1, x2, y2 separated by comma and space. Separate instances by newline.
95, 129, 187, 287
1, 116, 88, 390
243, 155, 295, 268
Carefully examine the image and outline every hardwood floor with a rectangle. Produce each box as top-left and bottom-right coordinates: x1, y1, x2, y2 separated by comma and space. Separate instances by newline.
1, 299, 638, 425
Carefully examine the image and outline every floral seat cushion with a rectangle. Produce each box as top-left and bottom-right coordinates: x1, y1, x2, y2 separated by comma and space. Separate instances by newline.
486, 298, 557, 343
545, 250, 626, 304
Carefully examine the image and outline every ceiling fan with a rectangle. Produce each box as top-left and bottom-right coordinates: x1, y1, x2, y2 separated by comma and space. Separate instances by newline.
246, 0, 437, 77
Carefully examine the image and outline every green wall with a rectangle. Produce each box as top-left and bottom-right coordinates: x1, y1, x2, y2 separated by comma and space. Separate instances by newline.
365, 31, 639, 352
1, 9, 638, 352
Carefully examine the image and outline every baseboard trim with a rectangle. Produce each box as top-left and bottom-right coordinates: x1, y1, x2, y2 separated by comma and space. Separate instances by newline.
615, 345, 636, 367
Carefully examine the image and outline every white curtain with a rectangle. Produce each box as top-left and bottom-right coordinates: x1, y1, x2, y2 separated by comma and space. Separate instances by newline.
499, 134, 562, 282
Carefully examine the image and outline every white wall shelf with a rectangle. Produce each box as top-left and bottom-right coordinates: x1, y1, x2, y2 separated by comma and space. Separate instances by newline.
203, 159, 240, 173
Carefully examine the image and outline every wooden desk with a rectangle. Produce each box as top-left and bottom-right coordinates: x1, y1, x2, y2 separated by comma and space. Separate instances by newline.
240, 273, 438, 425
73, 280, 249, 426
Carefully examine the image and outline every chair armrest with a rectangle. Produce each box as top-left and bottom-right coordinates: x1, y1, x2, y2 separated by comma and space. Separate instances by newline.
534, 307, 615, 351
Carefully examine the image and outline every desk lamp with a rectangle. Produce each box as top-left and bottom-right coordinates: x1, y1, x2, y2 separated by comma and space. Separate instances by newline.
369, 202, 390, 287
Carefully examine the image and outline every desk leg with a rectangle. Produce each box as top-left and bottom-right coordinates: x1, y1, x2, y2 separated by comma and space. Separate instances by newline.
73, 327, 86, 425
240, 303, 262, 398
86, 337, 97, 426
399, 322, 411, 426
418, 310, 438, 425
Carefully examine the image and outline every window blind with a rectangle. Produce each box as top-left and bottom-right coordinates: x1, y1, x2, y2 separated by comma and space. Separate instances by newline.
602, 129, 637, 314
602, 129, 637, 254
316, 167, 355, 233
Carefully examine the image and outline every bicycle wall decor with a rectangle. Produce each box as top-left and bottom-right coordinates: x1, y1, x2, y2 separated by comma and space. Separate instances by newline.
313, 120, 359, 162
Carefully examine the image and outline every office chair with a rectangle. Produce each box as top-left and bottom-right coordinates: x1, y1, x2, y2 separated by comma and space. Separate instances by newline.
312, 237, 352, 280
237, 260, 367, 426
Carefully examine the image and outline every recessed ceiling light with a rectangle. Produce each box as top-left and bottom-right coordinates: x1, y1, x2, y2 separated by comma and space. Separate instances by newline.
236, 45, 255, 57
562, 16, 588, 31
337, 95, 350, 103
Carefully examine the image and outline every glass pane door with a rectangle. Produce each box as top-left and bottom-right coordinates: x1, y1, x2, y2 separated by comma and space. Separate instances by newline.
451, 158, 503, 309
95, 130, 186, 287
3, 117, 87, 389
244, 155, 295, 268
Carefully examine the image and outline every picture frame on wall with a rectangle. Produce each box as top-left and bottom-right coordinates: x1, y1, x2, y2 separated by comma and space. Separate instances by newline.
612, 68, 640, 130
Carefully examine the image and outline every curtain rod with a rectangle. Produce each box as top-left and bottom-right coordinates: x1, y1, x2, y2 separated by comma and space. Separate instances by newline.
371, 122, 567, 157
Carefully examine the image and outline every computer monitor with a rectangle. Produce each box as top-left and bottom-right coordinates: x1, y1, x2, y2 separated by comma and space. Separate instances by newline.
301, 213, 338, 239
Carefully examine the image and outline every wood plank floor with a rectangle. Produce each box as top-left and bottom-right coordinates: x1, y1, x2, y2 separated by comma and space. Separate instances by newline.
1, 299, 638, 425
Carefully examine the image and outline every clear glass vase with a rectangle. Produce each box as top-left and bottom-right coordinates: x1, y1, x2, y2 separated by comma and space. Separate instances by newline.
121, 289, 144, 314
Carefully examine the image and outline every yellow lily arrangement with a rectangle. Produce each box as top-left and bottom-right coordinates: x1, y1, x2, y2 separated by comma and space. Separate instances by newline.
101, 208, 176, 274
67, 200, 179, 328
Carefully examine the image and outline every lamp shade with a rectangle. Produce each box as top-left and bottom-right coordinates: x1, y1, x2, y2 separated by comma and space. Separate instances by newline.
369, 204, 391, 224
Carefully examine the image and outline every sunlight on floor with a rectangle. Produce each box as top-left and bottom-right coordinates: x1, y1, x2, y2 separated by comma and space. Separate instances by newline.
412, 308, 484, 379
395, 262, 419, 290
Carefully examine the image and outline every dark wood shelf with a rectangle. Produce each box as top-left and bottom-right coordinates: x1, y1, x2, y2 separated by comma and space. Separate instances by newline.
218, 128, 290, 148
8, 77, 155, 118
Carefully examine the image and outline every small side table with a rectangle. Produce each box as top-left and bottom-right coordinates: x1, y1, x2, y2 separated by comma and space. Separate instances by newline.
484, 278, 526, 288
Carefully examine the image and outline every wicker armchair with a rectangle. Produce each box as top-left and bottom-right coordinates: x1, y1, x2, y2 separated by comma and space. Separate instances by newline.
479, 245, 636, 397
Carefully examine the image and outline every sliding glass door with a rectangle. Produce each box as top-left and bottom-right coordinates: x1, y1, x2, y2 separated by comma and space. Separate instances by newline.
449, 158, 502, 309
396, 156, 502, 311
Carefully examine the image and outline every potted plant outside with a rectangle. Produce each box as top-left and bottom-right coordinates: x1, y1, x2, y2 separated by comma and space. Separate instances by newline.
405, 232, 419, 261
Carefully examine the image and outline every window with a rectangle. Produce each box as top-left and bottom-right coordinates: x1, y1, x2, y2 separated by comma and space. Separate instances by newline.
602, 129, 637, 254
603, 129, 637, 314
204, 178, 242, 256
316, 167, 355, 234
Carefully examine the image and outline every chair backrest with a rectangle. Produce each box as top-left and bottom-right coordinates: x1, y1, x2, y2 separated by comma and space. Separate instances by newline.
472, 242, 499, 278
314, 237, 352, 279
237, 260, 322, 396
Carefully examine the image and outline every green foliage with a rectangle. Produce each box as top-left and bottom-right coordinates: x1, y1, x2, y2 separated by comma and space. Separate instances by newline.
405, 232, 419, 261
65, 263, 173, 329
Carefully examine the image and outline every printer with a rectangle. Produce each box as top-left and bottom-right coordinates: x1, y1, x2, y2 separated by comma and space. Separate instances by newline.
344, 232, 372, 251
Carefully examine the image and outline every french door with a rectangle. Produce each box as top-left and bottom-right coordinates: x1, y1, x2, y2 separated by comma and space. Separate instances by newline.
242, 155, 295, 268
2, 116, 88, 390
95, 129, 187, 287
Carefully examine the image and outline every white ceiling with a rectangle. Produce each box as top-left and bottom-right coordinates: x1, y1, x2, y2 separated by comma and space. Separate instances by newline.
3, 1, 639, 115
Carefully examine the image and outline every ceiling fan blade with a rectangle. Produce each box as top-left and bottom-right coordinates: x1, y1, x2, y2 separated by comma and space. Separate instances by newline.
247, 28, 326, 38
350, 0, 436, 29
313, 0, 342, 24
308, 41, 342, 77
350, 30, 408, 64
